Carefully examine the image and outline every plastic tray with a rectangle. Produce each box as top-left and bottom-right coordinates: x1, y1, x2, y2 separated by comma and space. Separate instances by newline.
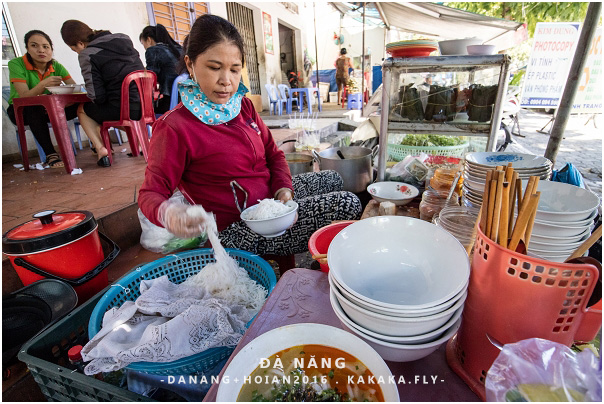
387, 142, 469, 161
88, 248, 276, 375
18, 288, 153, 401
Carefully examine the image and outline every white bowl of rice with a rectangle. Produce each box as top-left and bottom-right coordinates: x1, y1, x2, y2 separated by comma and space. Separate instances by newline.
240, 199, 298, 238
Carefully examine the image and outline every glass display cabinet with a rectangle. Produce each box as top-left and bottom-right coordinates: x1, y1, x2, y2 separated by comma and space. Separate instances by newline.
377, 55, 511, 180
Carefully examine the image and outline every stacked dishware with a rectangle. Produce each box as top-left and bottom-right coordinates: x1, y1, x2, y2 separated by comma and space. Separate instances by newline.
327, 216, 470, 362
433, 205, 480, 250
462, 152, 552, 207
523, 181, 600, 262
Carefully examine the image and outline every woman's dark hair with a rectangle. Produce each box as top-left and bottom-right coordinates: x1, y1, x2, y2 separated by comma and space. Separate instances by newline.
340, 48, 347, 55
180, 14, 245, 71
60, 20, 106, 46
139, 24, 182, 59
24, 30, 54, 69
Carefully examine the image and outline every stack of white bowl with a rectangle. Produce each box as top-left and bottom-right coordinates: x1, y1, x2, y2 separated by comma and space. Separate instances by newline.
524, 181, 600, 262
327, 216, 470, 362
462, 152, 552, 207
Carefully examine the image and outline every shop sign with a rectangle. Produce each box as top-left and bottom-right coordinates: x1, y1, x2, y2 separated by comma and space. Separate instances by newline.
572, 27, 602, 114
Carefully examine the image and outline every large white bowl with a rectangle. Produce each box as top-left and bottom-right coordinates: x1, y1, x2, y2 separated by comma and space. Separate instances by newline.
46, 85, 77, 94
528, 237, 590, 252
530, 229, 591, 245
330, 288, 464, 345
329, 289, 463, 345
240, 200, 298, 237
330, 270, 468, 317
332, 277, 467, 337
339, 313, 463, 362
534, 208, 597, 227
438, 37, 482, 55
527, 181, 600, 223
327, 216, 470, 310
531, 221, 592, 238
467, 44, 496, 55
215, 323, 400, 401
465, 152, 552, 170
367, 181, 419, 206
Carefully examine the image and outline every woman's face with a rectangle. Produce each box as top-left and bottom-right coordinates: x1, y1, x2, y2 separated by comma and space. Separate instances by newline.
26, 34, 53, 65
185, 41, 243, 104
140, 37, 155, 50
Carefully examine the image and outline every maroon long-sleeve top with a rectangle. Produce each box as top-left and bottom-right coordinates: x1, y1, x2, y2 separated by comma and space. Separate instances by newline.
138, 97, 293, 231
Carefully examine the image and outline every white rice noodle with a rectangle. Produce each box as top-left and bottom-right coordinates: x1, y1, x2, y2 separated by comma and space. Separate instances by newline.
184, 205, 267, 314
244, 198, 293, 220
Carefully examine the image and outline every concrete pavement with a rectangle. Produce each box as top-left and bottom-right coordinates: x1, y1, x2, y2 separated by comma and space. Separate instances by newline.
496, 109, 602, 198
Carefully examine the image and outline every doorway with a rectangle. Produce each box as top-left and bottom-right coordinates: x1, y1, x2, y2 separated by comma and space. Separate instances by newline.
278, 23, 296, 86
226, 3, 261, 95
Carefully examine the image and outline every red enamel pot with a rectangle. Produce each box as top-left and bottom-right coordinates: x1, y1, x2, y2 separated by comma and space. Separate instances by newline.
2, 210, 119, 304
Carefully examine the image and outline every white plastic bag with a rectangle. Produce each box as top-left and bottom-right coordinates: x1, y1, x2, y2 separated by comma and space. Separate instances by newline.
138, 191, 207, 253
486, 338, 602, 402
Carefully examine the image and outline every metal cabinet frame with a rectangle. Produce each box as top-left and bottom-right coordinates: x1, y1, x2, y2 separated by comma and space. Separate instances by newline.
377, 55, 511, 181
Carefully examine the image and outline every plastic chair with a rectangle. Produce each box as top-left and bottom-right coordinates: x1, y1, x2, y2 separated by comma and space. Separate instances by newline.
277, 84, 299, 115
100, 70, 157, 164
170, 73, 190, 109
264, 83, 286, 115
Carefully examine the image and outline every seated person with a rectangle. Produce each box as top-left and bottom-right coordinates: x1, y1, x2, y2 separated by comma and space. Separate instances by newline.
60, 20, 144, 167
139, 24, 183, 114
138, 14, 362, 256
6, 30, 79, 168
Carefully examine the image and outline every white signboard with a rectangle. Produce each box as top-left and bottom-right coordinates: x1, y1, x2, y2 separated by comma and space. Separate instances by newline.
572, 27, 602, 114
521, 22, 580, 108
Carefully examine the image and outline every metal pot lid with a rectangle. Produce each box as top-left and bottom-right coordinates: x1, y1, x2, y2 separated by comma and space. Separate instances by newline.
2, 210, 97, 254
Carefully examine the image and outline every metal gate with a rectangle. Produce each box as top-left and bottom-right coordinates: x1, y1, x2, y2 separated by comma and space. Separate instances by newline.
226, 3, 261, 95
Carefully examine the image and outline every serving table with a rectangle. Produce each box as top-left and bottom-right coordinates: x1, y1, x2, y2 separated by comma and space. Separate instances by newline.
203, 268, 479, 402
13, 93, 90, 174
290, 87, 323, 114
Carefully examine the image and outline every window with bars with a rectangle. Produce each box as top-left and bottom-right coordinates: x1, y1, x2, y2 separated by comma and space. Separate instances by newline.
146, 2, 209, 45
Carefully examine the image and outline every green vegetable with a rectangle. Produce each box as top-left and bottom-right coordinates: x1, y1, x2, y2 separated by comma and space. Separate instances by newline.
251, 369, 352, 402
162, 234, 207, 253
400, 134, 465, 147
328, 369, 335, 379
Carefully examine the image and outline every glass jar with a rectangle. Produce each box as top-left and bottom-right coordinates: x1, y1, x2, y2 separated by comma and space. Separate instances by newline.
419, 188, 458, 222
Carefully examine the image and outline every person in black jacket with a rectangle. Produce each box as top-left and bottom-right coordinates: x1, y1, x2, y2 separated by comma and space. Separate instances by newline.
139, 24, 182, 114
60, 20, 144, 167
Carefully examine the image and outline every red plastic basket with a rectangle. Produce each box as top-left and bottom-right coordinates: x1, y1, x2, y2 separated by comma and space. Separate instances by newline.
308, 221, 356, 272
447, 226, 602, 400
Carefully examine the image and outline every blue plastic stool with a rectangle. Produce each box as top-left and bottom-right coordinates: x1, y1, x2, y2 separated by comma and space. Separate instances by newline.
347, 93, 362, 110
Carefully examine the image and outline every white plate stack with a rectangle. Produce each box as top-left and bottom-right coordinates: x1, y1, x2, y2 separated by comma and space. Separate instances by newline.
327, 217, 470, 362
462, 152, 552, 208
523, 181, 600, 262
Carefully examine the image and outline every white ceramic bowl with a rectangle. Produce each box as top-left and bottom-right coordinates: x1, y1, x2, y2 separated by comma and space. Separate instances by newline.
330, 288, 464, 345
330, 270, 468, 317
339, 314, 463, 362
531, 221, 592, 238
534, 208, 597, 227
333, 279, 466, 337
215, 323, 400, 401
530, 229, 590, 245
240, 200, 298, 237
465, 152, 552, 170
328, 216, 470, 310
438, 37, 482, 55
528, 237, 589, 252
367, 182, 419, 206
47, 85, 77, 94
467, 44, 496, 55
527, 181, 600, 223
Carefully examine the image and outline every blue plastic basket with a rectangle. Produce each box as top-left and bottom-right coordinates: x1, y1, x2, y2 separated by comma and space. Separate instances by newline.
88, 248, 276, 375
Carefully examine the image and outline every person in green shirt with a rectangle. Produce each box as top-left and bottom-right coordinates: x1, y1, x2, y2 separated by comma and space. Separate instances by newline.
6, 30, 80, 168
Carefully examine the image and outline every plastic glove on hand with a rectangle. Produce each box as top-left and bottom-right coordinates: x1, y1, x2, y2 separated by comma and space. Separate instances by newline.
158, 201, 208, 239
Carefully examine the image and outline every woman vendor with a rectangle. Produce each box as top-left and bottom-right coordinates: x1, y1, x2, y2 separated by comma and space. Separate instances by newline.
6, 30, 79, 168
60, 20, 144, 167
138, 14, 361, 255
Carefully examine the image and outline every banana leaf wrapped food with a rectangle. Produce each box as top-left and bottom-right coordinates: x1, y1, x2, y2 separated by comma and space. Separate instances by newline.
425, 85, 457, 122
468, 84, 498, 122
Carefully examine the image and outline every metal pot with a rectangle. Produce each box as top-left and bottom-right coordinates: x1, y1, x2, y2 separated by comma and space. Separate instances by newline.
285, 153, 314, 176
312, 146, 373, 193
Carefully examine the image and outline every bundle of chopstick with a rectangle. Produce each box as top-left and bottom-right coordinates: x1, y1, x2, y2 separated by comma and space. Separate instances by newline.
478, 163, 541, 252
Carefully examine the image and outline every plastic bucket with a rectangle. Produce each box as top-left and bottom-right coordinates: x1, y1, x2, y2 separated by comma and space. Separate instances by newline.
2, 210, 119, 304
308, 221, 356, 272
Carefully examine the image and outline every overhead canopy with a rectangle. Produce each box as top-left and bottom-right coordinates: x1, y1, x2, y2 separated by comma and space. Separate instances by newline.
330, 2, 527, 51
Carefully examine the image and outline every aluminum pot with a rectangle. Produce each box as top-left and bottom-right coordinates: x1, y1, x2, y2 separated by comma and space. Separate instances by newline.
312, 146, 372, 193
285, 153, 314, 176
